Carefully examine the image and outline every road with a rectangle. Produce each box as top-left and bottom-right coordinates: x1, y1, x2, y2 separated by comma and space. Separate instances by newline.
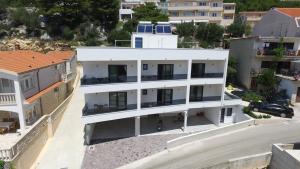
128, 115, 300, 169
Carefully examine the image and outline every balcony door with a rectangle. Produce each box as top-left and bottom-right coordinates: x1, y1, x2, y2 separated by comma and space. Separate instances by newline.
158, 64, 174, 79
157, 89, 173, 105
109, 92, 127, 110
190, 86, 203, 101
191, 63, 205, 78
108, 65, 127, 82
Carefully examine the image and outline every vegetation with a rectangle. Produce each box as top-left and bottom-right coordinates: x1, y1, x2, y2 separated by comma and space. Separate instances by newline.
226, 18, 251, 38
133, 2, 168, 23
227, 57, 238, 84
256, 69, 280, 101
176, 22, 195, 38
243, 106, 271, 119
242, 91, 265, 102
195, 23, 224, 48
224, 0, 300, 13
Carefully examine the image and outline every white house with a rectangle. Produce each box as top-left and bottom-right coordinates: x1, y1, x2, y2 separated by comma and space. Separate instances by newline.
0, 50, 76, 133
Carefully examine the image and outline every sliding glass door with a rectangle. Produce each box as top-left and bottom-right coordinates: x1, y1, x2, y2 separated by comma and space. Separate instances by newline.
109, 92, 127, 110
157, 89, 173, 105
108, 65, 127, 82
191, 63, 205, 78
190, 86, 203, 101
158, 64, 174, 80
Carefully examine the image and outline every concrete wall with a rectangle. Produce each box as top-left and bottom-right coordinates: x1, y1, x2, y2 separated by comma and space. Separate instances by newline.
204, 108, 220, 125
278, 78, 298, 104
141, 87, 186, 103
82, 61, 137, 78
131, 33, 178, 49
20, 71, 39, 99
270, 144, 300, 169
38, 64, 61, 91
229, 38, 256, 89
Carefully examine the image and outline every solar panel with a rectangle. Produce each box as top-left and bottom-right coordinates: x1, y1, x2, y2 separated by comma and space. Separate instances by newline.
156, 25, 164, 33
145, 25, 153, 33
137, 25, 145, 33
164, 25, 171, 33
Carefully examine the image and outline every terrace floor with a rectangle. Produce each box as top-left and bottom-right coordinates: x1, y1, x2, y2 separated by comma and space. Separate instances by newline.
0, 126, 31, 149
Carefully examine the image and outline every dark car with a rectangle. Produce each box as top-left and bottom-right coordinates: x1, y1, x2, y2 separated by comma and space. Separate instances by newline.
249, 102, 294, 118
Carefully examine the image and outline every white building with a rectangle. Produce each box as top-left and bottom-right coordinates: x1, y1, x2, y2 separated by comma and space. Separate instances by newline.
167, 0, 235, 27
0, 51, 76, 133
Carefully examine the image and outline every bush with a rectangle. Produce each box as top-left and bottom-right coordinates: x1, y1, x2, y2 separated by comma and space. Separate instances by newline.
107, 29, 131, 47
62, 26, 74, 40
242, 91, 265, 102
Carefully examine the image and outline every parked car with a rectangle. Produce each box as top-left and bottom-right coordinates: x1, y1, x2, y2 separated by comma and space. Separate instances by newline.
249, 102, 294, 118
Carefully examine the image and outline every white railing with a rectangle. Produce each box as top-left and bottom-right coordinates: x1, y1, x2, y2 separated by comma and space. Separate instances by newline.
0, 93, 16, 105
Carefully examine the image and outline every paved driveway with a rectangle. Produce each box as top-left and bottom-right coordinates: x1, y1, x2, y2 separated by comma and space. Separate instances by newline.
34, 79, 86, 169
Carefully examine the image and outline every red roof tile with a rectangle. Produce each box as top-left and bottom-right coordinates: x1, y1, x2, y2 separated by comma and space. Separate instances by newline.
277, 8, 300, 17
0, 50, 75, 74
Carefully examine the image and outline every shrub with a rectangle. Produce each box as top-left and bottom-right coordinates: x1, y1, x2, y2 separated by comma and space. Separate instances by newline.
263, 114, 271, 119
62, 26, 74, 40
242, 91, 264, 102
0, 160, 4, 169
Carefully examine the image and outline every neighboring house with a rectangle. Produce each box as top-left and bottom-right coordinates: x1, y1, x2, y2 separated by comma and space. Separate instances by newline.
78, 22, 244, 144
167, 0, 235, 27
0, 50, 76, 133
239, 11, 266, 29
230, 8, 300, 103
119, 0, 160, 21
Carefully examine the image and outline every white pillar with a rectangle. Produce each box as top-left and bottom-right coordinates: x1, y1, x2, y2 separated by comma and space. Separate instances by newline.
135, 116, 140, 136
14, 80, 26, 132
183, 111, 188, 132
221, 58, 228, 106
137, 60, 141, 110
85, 124, 95, 145
186, 59, 192, 105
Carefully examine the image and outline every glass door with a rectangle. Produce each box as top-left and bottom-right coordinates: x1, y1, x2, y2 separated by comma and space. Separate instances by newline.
190, 86, 203, 101
157, 89, 173, 105
108, 65, 127, 82
109, 92, 127, 110
191, 63, 205, 78
220, 108, 225, 123
158, 64, 174, 80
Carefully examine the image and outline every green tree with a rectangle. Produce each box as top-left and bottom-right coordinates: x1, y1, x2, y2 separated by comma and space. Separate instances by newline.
226, 18, 246, 37
178, 36, 194, 48
123, 19, 139, 33
175, 22, 195, 38
133, 2, 168, 23
227, 57, 238, 84
256, 68, 280, 101
195, 23, 224, 47
107, 29, 131, 47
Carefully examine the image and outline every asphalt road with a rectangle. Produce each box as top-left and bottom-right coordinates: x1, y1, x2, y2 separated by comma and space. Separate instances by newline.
130, 116, 300, 169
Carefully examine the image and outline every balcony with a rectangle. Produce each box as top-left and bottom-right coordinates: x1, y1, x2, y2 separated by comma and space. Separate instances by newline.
190, 96, 221, 102
82, 104, 137, 116
0, 93, 16, 105
141, 74, 187, 81
256, 49, 300, 58
141, 99, 186, 108
191, 73, 223, 78
81, 76, 137, 85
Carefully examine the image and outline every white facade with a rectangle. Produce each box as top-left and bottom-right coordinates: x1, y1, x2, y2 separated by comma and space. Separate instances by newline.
0, 54, 76, 132
131, 33, 178, 48
78, 47, 243, 143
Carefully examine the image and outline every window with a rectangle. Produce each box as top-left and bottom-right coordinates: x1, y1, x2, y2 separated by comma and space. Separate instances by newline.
198, 11, 206, 16
135, 37, 143, 48
21, 77, 34, 92
183, 11, 194, 16
212, 3, 218, 7
227, 108, 233, 116
170, 11, 179, 17
212, 13, 217, 17
142, 89, 147, 95
199, 2, 206, 6
143, 64, 148, 70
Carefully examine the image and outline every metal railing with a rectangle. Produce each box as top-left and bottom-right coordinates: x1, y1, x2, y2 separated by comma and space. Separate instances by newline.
82, 104, 137, 116
81, 76, 137, 85
191, 73, 223, 78
257, 49, 300, 57
141, 99, 186, 108
0, 93, 16, 105
141, 74, 187, 81
189, 96, 221, 102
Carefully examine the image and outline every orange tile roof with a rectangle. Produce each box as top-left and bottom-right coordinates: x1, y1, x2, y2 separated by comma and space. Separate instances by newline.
26, 81, 63, 104
276, 8, 300, 17
0, 50, 75, 74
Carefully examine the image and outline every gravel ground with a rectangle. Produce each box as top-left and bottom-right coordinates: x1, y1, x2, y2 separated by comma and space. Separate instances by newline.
81, 134, 182, 169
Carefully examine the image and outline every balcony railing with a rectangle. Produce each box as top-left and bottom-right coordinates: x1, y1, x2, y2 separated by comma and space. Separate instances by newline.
224, 92, 240, 100
141, 99, 186, 108
0, 93, 16, 105
257, 49, 300, 57
141, 74, 187, 81
82, 104, 137, 116
81, 76, 137, 85
191, 73, 223, 78
189, 96, 221, 102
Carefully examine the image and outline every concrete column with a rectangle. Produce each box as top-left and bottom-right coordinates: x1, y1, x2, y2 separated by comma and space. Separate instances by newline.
135, 116, 140, 136
221, 58, 228, 106
85, 124, 95, 145
186, 59, 192, 105
183, 111, 188, 132
137, 60, 141, 110
14, 80, 26, 132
